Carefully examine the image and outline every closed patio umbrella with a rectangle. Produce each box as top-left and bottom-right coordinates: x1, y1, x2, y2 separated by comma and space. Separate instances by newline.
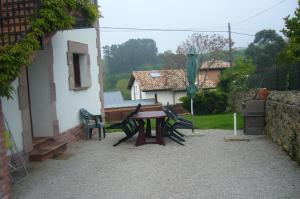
186, 47, 198, 132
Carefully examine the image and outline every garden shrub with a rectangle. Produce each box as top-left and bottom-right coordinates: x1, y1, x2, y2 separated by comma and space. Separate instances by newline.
180, 90, 228, 115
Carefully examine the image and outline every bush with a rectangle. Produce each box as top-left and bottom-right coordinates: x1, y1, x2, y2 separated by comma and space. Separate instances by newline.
218, 58, 255, 93
180, 90, 228, 115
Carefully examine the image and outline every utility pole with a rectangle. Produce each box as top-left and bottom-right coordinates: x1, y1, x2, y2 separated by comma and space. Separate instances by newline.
228, 22, 233, 67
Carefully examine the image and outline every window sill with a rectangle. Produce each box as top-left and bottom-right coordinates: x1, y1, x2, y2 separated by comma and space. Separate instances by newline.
72, 86, 90, 91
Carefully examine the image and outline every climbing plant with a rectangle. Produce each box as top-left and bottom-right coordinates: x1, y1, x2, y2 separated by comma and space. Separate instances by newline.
0, 0, 100, 98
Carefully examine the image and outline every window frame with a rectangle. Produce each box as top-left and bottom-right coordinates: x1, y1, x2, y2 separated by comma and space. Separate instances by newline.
67, 40, 92, 91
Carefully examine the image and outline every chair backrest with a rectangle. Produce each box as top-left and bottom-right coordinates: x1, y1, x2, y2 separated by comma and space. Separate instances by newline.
119, 104, 141, 136
166, 105, 178, 116
163, 107, 180, 124
79, 108, 93, 121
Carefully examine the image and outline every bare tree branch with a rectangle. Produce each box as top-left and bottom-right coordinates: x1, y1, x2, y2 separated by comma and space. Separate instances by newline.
177, 33, 230, 91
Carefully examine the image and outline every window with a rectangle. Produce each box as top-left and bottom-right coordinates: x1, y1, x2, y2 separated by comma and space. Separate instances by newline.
73, 53, 81, 87
67, 41, 91, 90
150, 72, 161, 78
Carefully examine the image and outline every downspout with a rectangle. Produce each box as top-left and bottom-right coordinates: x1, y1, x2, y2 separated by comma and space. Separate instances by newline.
172, 90, 175, 105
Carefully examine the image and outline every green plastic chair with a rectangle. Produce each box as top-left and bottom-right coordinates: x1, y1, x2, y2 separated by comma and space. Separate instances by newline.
79, 109, 105, 140
107, 104, 141, 146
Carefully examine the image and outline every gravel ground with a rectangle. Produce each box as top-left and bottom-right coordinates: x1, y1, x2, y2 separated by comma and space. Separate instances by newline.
12, 130, 300, 199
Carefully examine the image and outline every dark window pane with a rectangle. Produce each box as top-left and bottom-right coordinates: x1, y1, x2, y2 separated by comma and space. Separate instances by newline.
73, 53, 81, 87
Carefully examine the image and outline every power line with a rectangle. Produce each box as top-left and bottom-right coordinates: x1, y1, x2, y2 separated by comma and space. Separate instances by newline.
100, 26, 255, 36
233, 0, 288, 25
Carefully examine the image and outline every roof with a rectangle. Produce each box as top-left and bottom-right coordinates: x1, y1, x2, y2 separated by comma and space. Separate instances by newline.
104, 91, 124, 108
104, 91, 156, 109
128, 69, 187, 92
200, 60, 230, 70
128, 69, 218, 91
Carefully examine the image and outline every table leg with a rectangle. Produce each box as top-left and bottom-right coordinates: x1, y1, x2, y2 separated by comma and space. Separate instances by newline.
135, 119, 146, 147
145, 119, 152, 137
156, 118, 165, 146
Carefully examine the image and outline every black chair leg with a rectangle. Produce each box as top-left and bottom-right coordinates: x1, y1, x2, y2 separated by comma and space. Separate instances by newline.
98, 127, 101, 141
173, 129, 185, 137
168, 135, 185, 146
113, 136, 130, 147
170, 132, 185, 142
89, 128, 93, 139
103, 127, 106, 138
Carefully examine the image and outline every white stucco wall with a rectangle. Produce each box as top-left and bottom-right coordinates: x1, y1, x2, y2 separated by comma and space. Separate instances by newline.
131, 80, 141, 100
52, 28, 101, 132
174, 91, 187, 104
1, 80, 24, 150
142, 90, 186, 105
144, 91, 172, 105
28, 49, 53, 137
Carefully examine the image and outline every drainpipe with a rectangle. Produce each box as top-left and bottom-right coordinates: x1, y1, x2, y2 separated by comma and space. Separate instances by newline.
154, 93, 158, 104
172, 90, 175, 105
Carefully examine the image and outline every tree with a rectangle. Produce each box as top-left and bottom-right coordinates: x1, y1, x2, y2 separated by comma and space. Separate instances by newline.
282, 1, 300, 63
116, 79, 131, 100
159, 50, 187, 69
177, 33, 230, 89
245, 29, 286, 69
218, 58, 255, 93
103, 39, 158, 74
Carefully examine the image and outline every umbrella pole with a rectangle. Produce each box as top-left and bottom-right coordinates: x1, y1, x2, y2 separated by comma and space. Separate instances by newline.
191, 98, 194, 133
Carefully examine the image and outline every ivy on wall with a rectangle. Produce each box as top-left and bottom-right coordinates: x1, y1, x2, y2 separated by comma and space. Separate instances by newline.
0, 0, 100, 98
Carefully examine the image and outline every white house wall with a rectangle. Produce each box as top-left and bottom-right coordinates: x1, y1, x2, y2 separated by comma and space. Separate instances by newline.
142, 91, 186, 105
28, 48, 53, 137
131, 80, 141, 100
52, 28, 101, 133
141, 91, 174, 105
1, 80, 24, 150
174, 91, 187, 104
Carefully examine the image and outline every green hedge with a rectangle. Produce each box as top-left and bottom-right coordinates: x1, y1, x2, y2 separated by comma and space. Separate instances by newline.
180, 90, 228, 115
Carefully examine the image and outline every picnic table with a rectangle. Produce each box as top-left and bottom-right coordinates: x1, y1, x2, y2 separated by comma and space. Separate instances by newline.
131, 111, 166, 147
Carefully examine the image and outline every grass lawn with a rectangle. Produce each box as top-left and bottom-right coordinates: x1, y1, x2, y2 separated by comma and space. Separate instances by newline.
182, 113, 244, 130
106, 112, 244, 132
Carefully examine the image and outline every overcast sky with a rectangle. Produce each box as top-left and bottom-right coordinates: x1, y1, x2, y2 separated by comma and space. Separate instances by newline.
99, 0, 298, 53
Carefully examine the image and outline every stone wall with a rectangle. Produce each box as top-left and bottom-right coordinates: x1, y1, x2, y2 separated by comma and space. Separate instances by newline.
233, 90, 300, 164
231, 89, 257, 113
56, 125, 85, 143
265, 91, 300, 164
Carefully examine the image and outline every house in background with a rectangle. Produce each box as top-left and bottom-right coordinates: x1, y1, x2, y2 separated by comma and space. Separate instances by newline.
198, 60, 231, 87
128, 69, 187, 105
128, 60, 230, 105
1, 0, 104, 164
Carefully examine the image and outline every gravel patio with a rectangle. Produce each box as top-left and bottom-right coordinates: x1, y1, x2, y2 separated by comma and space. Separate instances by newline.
12, 130, 300, 199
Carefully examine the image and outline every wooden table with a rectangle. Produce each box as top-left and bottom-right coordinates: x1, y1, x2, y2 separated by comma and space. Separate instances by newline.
131, 111, 166, 147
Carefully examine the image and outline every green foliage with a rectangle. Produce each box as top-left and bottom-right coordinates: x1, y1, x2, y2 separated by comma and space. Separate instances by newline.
0, 0, 100, 98
103, 39, 158, 74
245, 29, 286, 69
116, 78, 131, 100
182, 113, 244, 130
281, 1, 300, 63
137, 65, 162, 71
218, 58, 255, 93
180, 90, 228, 115
159, 50, 187, 69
